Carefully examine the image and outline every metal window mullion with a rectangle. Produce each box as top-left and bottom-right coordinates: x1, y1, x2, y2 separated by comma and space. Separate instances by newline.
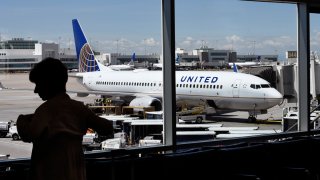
161, 0, 176, 147
297, 3, 310, 131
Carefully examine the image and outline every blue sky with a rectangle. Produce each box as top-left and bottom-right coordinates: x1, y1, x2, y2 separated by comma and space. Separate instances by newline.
1, 0, 320, 60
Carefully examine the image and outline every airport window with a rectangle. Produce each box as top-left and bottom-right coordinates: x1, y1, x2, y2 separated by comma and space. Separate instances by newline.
1, 0, 302, 160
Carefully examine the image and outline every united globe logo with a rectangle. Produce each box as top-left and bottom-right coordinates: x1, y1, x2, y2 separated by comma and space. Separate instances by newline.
79, 43, 100, 72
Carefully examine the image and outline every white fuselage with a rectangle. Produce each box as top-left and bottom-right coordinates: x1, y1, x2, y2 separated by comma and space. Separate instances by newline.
228, 62, 260, 68
81, 70, 283, 111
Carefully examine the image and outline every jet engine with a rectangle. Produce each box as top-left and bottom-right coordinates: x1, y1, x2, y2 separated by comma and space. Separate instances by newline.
129, 97, 162, 111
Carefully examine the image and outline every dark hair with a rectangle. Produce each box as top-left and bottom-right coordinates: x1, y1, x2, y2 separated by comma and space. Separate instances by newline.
29, 58, 68, 92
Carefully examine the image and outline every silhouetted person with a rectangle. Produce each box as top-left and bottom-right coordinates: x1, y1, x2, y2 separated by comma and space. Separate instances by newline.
17, 58, 114, 180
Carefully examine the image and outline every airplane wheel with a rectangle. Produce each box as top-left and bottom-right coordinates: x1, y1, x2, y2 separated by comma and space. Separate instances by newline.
248, 116, 257, 123
12, 134, 19, 141
196, 117, 203, 124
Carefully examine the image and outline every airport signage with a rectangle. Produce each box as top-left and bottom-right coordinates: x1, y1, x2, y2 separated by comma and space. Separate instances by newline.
286, 51, 297, 59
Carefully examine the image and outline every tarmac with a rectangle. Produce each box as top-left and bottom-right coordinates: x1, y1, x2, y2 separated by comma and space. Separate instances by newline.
0, 72, 285, 159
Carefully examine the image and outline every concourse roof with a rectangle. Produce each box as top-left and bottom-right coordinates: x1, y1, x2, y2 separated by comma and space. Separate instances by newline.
244, 0, 320, 13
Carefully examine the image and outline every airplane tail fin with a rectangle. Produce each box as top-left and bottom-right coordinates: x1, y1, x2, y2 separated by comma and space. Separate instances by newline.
128, 52, 136, 66
175, 55, 180, 65
72, 19, 106, 72
232, 63, 238, 72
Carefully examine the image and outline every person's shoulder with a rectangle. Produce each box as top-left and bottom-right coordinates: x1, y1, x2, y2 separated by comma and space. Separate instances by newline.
69, 98, 88, 109
35, 100, 49, 112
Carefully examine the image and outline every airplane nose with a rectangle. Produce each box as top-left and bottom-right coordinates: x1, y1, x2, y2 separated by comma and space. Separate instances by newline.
273, 89, 283, 104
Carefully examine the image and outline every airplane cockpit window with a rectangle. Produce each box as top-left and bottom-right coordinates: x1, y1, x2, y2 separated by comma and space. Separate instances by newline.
250, 84, 262, 89
261, 84, 271, 88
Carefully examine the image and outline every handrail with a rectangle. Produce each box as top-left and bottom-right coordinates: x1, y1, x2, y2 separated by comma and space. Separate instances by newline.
284, 104, 320, 132
2, 129, 320, 166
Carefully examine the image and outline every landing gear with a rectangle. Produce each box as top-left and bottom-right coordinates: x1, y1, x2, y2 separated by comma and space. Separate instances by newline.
248, 103, 257, 123
248, 115, 257, 123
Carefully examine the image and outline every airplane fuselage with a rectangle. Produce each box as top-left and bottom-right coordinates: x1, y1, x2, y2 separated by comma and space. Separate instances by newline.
81, 70, 283, 111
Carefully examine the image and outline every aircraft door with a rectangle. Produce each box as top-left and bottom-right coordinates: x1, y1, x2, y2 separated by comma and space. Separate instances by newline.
83, 75, 94, 88
232, 79, 242, 97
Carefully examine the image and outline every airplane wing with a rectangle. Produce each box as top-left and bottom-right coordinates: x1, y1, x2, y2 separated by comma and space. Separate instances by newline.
67, 89, 162, 99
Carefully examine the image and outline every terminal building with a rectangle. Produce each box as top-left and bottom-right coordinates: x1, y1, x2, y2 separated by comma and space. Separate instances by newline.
0, 38, 278, 72
0, 38, 78, 72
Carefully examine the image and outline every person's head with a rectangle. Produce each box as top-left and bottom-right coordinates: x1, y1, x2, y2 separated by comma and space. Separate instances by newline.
29, 58, 68, 100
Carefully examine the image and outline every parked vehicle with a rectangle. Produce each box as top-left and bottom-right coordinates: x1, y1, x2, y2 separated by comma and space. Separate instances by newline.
0, 122, 10, 138
8, 125, 20, 140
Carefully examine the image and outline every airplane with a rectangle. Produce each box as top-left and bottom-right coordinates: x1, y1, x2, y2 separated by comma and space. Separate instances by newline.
72, 19, 283, 122
152, 55, 180, 69
107, 53, 136, 71
228, 61, 260, 69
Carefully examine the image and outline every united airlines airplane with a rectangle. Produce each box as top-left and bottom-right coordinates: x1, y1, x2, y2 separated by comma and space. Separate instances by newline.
72, 19, 283, 121
107, 53, 136, 71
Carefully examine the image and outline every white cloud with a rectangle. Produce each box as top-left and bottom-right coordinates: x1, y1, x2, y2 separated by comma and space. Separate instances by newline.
141, 37, 159, 46
225, 35, 243, 43
181, 36, 195, 46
